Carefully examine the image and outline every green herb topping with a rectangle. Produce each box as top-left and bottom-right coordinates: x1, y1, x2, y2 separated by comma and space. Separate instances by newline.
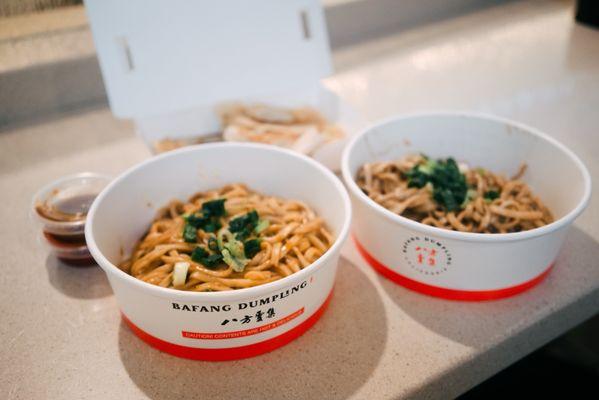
207, 236, 219, 252
202, 219, 222, 233
183, 223, 198, 243
182, 198, 226, 240
254, 219, 270, 234
186, 213, 209, 228
243, 238, 262, 259
191, 246, 223, 268
201, 198, 226, 217
461, 188, 478, 208
191, 246, 208, 262
229, 210, 259, 240
406, 157, 468, 212
217, 230, 249, 272
181, 202, 268, 273
484, 189, 500, 201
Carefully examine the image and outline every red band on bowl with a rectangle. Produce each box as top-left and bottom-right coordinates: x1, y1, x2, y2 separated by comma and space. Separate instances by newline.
122, 289, 333, 361
353, 237, 552, 301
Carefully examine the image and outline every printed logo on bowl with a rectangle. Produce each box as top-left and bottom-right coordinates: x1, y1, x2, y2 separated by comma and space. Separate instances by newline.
166, 278, 315, 340
402, 236, 452, 275
182, 307, 304, 340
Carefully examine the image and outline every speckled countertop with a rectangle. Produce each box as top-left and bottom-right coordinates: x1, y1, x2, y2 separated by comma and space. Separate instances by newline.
1, 1, 598, 399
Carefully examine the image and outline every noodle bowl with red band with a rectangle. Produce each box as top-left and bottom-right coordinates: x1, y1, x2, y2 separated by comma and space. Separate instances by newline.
342, 112, 591, 301
85, 143, 351, 360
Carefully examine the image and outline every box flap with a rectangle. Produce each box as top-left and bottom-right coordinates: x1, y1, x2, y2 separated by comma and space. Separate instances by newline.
85, 0, 332, 118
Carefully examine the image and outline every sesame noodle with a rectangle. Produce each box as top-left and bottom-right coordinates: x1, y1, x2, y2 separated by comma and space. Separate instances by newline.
120, 184, 333, 291
356, 154, 553, 233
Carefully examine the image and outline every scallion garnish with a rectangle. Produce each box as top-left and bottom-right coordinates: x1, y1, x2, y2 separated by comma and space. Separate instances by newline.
229, 210, 259, 240
183, 223, 198, 243
484, 189, 500, 202
202, 198, 226, 217
244, 238, 262, 258
191, 246, 223, 268
406, 156, 468, 212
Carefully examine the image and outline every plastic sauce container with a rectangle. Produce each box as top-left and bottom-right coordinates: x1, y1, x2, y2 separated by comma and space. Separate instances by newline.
32, 173, 111, 265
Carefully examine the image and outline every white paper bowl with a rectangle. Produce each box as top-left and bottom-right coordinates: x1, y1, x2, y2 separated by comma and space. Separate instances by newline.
342, 113, 591, 301
85, 143, 351, 360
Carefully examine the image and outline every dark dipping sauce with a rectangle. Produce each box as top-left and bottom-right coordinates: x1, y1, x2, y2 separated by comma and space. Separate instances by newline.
37, 193, 98, 266
43, 232, 95, 266
43, 232, 86, 247
35, 192, 97, 223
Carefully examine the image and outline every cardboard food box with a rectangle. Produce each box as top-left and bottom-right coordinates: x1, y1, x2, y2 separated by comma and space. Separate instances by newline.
86, 0, 363, 170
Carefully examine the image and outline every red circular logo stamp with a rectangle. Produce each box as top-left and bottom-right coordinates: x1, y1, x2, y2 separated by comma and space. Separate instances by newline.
402, 236, 452, 275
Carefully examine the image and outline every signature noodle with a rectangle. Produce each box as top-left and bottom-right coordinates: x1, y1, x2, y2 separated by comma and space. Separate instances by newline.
356, 154, 553, 233
120, 184, 333, 291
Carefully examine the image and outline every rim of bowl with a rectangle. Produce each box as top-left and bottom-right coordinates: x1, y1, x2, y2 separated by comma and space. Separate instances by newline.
85, 142, 352, 301
31, 172, 112, 231
341, 111, 592, 243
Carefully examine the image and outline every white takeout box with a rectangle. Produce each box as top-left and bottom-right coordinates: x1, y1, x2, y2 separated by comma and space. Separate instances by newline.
85, 0, 362, 170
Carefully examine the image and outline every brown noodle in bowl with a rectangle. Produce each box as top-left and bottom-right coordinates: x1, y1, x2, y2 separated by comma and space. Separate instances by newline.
356, 154, 553, 233
120, 184, 334, 291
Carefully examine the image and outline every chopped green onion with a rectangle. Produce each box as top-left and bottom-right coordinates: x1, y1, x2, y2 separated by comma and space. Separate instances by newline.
229, 210, 260, 240
183, 223, 198, 243
191, 246, 208, 261
186, 213, 210, 228
221, 248, 248, 272
217, 229, 233, 251
244, 238, 262, 258
185, 210, 222, 233
254, 219, 270, 234
202, 198, 226, 217
418, 159, 437, 175
435, 188, 459, 212
205, 253, 223, 267
407, 155, 467, 212
218, 229, 247, 258
217, 229, 249, 272
461, 188, 478, 208
173, 262, 190, 286
202, 219, 221, 233
191, 246, 222, 268
229, 210, 259, 232
207, 236, 219, 251
406, 167, 430, 188
225, 236, 245, 259
484, 189, 500, 202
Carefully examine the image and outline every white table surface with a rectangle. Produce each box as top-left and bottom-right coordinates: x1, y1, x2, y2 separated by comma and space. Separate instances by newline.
1, 1, 598, 399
